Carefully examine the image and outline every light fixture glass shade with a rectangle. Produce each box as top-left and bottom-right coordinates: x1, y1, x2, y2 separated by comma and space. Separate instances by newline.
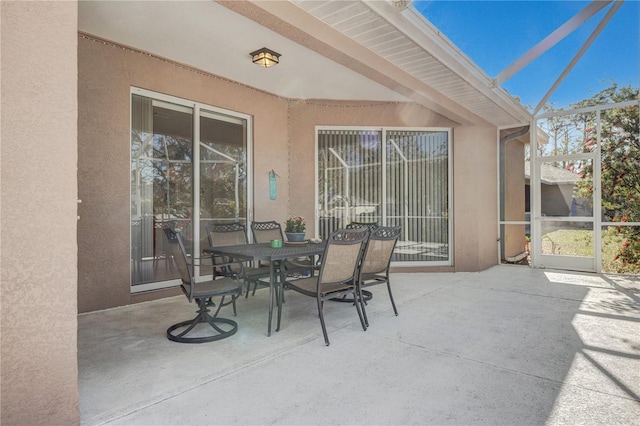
250, 47, 281, 68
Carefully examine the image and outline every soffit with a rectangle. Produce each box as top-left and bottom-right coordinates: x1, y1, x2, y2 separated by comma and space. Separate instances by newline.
287, 0, 531, 127
78, 0, 408, 103
79, 0, 531, 127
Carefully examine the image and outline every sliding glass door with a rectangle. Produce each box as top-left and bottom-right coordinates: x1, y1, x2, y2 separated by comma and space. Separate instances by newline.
317, 127, 452, 265
130, 89, 250, 291
198, 109, 248, 262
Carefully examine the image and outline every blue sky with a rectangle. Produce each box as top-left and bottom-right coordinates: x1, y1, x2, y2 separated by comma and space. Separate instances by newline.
414, 1, 639, 110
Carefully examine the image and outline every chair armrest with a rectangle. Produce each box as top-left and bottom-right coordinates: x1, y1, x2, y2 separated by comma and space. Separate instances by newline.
190, 258, 246, 279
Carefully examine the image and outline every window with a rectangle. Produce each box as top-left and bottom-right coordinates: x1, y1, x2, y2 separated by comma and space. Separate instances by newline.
130, 89, 251, 291
317, 127, 452, 265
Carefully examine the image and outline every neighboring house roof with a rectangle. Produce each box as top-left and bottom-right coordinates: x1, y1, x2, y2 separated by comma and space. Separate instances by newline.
78, 0, 531, 128
524, 161, 581, 185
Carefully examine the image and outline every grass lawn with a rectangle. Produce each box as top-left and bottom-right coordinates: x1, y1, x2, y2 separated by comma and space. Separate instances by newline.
541, 227, 640, 274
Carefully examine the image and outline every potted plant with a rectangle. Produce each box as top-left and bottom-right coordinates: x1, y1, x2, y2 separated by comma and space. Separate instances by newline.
284, 216, 306, 242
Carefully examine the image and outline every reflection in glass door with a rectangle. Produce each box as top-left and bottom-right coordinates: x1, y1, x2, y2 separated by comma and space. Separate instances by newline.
198, 110, 248, 255
131, 95, 194, 290
130, 90, 250, 292
316, 127, 452, 265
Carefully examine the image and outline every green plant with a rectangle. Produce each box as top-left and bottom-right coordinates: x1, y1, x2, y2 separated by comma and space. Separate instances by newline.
285, 216, 306, 233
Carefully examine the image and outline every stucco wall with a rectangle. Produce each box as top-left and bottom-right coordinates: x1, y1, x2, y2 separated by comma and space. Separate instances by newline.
502, 138, 527, 258
288, 102, 500, 271
78, 36, 502, 313
77, 35, 290, 313
1, 2, 79, 424
453, 125, 499, 271
287, 100, 456, 236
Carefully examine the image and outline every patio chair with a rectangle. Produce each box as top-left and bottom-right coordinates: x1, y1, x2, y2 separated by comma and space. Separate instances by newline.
206, 222, 271, 297
346, 221, 379, 230
356, 225, 402, 327
248, 220, 285, 296
328, 221, 378, 304
284, 228, 369, 346
250, 220, 285, 244
251, 220, 316, 291
163, 227, 243, 343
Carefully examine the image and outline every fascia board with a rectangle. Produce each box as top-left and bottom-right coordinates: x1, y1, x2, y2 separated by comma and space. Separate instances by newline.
367, 1, 532, 124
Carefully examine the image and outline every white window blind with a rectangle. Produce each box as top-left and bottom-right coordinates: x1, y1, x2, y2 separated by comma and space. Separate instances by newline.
318, 128, 451, 263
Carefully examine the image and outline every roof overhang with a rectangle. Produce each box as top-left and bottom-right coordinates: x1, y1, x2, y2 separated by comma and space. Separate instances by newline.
79, 0, 532, 127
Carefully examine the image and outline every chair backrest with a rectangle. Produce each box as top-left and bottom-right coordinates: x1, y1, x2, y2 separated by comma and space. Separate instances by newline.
346, 221, 378, 231
206, 222, 248, 247
163, 227, 194, 299
251, 220, 284, 243
360, 226, 401, 275
318, 228, 369, 286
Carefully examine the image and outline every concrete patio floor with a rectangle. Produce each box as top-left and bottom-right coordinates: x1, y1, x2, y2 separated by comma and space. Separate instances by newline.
78, 265, 640, 425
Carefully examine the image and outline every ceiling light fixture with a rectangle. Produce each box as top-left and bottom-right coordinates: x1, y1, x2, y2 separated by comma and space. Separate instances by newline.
250, 47, 281, 68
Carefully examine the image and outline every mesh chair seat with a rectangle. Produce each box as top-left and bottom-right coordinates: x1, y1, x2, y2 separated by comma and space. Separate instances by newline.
207, 222, 272, 297
185, 278, 243, 298
244, 265, 272, 278
284, 277, 354, 298
359, 272, 389, 283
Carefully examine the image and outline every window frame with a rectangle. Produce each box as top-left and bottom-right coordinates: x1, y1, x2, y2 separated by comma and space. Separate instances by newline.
130, 87, 254, 292
314, 125, 453, 267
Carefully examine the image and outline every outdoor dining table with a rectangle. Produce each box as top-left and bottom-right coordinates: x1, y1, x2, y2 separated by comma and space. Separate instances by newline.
204, 241, 326, 336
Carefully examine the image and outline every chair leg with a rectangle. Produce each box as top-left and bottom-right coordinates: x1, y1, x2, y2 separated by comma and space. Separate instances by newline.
358, 284, 369, 328
386, 280, 398, 316
213, 294, 239, 317
244, 279, 252, 298
213, 296, 225, 317
231, 294, 238, 316
353, 290, 367, 331
317, 298, 330, 346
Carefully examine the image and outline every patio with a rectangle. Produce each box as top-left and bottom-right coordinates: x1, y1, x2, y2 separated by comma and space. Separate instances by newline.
78, 265, 640, 425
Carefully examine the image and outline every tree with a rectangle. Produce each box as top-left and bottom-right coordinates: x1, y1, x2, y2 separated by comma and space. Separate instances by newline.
574, 83, 639, 272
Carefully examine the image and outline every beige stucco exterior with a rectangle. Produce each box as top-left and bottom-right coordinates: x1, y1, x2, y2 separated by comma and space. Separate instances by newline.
1, 1, 79, 424
77, 35, 294, 312
1, 4, 513, 422
453, 125, 500, 271
502, 136, 528, 259
76, 35, 503, 313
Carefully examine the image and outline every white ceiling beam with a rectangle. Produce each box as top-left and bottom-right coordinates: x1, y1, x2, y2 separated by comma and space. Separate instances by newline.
533, 1, 623, 115
494, 0, 612, 86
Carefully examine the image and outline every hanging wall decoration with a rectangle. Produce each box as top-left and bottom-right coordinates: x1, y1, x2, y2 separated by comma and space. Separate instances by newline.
269, 170, 278, 200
